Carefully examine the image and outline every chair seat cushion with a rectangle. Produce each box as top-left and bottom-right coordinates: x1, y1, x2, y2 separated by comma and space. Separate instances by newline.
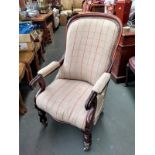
36, 79, 93, 130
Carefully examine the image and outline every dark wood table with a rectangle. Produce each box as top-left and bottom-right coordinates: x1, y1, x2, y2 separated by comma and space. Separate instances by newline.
111, 28, 135, 83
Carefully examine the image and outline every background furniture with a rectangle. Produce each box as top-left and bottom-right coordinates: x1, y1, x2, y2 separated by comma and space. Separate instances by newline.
72, 0, 83, 14
19, 63, 28, 115
89, 3, 105, 12
30, 11, 54, 45
115, 0, 132, 26
125, 56, 135, 86
30, 13, 122, 151
111, 27, 135, 83
19, 51, 34, 81
60, 0, 73, 17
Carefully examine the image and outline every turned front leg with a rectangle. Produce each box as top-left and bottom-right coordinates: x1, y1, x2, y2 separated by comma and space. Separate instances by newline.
83, 130, 92, 151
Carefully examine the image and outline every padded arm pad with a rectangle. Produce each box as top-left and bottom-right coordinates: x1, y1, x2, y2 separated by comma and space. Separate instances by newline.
92, 73, 111, 94
37, 61, 60, 77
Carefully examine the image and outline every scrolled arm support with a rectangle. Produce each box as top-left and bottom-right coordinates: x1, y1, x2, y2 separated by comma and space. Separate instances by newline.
85, 91, 97, 110
29, 74, 46, 92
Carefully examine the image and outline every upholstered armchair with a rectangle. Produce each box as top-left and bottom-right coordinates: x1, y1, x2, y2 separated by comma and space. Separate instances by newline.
60, 0, 73, 17
30, 13, 122, 151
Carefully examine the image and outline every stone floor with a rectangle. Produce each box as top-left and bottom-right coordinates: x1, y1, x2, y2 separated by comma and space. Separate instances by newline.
19, 26, 135, 155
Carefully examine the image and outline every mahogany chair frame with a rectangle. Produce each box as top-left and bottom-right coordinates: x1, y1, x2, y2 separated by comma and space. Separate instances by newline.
30, 13, 122, 151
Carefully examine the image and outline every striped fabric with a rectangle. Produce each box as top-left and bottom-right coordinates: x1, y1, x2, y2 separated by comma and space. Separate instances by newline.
57, 17, 119, 85
36, 79, 93, 130
36, 16, 120, 130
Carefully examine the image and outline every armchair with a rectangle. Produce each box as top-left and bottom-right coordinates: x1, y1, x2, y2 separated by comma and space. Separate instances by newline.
30, 13, 122, 151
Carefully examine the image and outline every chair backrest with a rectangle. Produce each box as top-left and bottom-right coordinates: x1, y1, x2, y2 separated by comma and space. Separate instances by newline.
57, 13, 122, 85
61, 0, 73, 10
73, 0, 83, 8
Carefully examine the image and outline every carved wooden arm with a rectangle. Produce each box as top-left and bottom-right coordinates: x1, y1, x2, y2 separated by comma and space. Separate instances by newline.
85, 91, 97, 110
29, 57, 64, 91
85, 72, 110, 110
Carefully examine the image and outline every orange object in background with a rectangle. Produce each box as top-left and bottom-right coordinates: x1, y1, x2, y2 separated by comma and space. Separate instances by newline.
115, 0, 132, 25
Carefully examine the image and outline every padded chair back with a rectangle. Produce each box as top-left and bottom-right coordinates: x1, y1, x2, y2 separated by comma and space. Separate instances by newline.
61, 0, 73, 10
57, 13, 122, 85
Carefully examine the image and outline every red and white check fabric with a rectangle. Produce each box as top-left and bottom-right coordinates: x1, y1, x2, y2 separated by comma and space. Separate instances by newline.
36, 79, 92, 129
57, 17, 119, 85
36, 16, 120, 130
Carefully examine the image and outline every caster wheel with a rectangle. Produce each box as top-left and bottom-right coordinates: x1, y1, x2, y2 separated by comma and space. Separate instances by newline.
83, 143, 90, 151
40, 118, 48, 127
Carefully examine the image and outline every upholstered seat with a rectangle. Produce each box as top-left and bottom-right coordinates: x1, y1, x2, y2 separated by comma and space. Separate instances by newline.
37, 79, 92, 129
30, 13, 122, 151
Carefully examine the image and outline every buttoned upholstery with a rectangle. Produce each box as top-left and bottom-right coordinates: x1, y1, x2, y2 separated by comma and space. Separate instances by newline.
57, 17, 120, 85
36, 14, 122, 130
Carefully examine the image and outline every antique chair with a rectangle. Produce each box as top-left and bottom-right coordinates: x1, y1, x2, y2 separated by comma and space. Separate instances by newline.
30, 13, 122, 151
60, 0, 73, 17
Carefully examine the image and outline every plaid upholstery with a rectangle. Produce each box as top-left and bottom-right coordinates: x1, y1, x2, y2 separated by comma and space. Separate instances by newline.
36, 79, 107, 129
57, 17, 119, 85
36, 15, 121, 130
36, 79, 92, 129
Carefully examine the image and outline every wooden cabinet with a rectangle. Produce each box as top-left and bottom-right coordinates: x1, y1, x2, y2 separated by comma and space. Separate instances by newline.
111, 28, 135, 83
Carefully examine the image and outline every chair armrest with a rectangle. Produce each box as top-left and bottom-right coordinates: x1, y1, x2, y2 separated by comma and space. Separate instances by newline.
29, 74, 46, 91
92, 72, 111, 94
85, 91, 97, 110
37, 61, 60, 77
